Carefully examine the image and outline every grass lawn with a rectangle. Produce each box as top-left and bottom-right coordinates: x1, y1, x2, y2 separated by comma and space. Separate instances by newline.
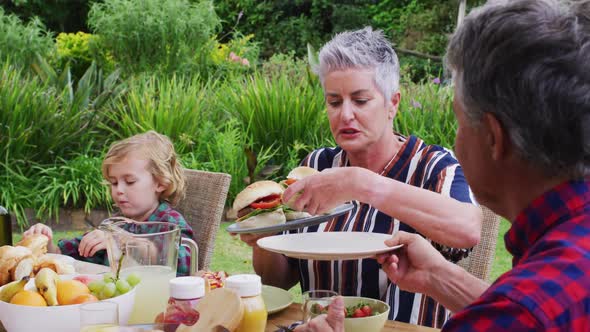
13, 221, 512, 303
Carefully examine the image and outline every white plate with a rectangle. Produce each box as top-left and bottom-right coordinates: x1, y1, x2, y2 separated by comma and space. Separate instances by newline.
45, 253, 76, 265
257, 232, 403, 261
226, 203, 354, 234
262, 285, 293, 314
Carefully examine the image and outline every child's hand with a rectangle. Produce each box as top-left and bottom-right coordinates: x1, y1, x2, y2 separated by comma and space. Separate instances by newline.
24, 223, 53, 240
23, 223, 59, 253
79, 230, 107, 257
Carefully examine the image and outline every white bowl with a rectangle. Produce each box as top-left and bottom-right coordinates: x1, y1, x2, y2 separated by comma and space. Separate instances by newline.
0, 274, 136, 332
342, 297, 390, 332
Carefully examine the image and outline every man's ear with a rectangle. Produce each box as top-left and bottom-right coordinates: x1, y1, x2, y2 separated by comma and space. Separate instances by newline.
389, 91, 401, 120
483, 113, 507, 161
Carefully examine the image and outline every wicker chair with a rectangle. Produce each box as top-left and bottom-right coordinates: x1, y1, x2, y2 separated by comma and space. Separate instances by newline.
458, 205, 501, 282
175, 169, 231, 271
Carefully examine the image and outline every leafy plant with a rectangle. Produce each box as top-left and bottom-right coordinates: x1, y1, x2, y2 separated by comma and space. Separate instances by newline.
219, 71, 332, 170
2, 0, 96, 33
0, 7, 53, 69
102, 74, 220, 154
261, 51, 309, 81
181, 119, 276, 202
395, 82, 456, 149
88, 0, 220, 74
33, 154, 111, 221
54, 32, 115, 80
0, 163, 36, 227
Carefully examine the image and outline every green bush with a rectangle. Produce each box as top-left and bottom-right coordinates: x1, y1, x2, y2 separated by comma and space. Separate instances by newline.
396, 82, 456, 149
1, 0, 96, 33
0, 61, 108, 166
102, 74, 221, 154
0, 7, 53, 69
219, 72, 332, 171
260, 51, 309, 81
181, 119, 276, 203
54, 32, 114, 80
201, 32, 259, 80
33, 154, 111, 221
88, 0, 220, 74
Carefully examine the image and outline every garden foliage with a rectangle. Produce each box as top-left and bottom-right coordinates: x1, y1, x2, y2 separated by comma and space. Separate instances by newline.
88, 0, 220, 74
0, 0, 461, 226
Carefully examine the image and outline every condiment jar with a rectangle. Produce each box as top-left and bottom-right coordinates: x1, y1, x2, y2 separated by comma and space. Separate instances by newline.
155, 276, 204, 332
0, 206, 12, 246
225, 274, 267, 332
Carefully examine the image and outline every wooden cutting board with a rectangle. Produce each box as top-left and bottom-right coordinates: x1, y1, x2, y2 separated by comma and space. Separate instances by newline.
176, 288, 244, 332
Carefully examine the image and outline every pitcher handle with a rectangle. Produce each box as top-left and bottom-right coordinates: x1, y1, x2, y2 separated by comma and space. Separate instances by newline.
181, 237, 199, 275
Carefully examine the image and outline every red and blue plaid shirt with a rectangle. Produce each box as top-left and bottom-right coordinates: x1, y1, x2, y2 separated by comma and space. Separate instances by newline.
444, 179, 590, 331
58, 202, 194, 276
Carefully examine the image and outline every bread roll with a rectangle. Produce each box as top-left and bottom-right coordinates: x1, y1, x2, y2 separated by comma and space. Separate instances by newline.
0, 245, 33, 286
232, 180, 284, 212
16, 234, 49, 257
236, 208, 286, 229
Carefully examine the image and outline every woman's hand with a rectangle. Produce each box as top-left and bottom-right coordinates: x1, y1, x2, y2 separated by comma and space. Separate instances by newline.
23, 223, 59, 253
78, 229, 107, 257
283, 167, 370, 215
376, 231, 448, 294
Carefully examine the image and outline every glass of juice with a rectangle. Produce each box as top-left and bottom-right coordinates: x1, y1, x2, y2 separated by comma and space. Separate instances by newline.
80, 301, 119, 332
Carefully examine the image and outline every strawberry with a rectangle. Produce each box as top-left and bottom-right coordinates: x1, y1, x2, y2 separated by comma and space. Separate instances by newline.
361, 305, 372, 316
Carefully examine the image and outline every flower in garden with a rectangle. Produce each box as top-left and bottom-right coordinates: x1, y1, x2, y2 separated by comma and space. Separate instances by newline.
241, 58, 250, 67
411, 100, 422, 109
432, 77, 441, 84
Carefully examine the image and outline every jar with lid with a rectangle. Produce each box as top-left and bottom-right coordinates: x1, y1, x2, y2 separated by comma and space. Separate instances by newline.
0, 206, 11, 246
155, 276, 204, 332
225, 274, 267, 332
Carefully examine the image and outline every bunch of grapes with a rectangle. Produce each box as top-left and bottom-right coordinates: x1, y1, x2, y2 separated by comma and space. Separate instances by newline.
87, 272, 141, 300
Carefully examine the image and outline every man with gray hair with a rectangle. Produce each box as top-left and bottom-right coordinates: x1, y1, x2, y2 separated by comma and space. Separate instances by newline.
297, 0, 590, 330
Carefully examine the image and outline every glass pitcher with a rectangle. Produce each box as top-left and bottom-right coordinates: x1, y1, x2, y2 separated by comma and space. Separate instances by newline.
99, 218, 198, 325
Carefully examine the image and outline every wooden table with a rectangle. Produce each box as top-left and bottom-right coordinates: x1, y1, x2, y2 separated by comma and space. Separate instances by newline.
266, 303, 440, 332
75, 261, 440, 332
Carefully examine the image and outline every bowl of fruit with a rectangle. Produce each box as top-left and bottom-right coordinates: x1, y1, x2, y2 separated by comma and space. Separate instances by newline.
0, 269, 140, 332
310, 296, 390, 332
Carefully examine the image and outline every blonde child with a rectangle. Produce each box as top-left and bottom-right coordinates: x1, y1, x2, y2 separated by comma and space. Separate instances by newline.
24, 131, 195, 276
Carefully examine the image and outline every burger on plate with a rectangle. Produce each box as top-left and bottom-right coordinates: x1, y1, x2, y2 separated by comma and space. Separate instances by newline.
233, 180, 286, 228
280, 166, 319, 219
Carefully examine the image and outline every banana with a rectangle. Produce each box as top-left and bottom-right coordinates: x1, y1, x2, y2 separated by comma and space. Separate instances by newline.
0, 276, 30, 302
35, 267, 59, 306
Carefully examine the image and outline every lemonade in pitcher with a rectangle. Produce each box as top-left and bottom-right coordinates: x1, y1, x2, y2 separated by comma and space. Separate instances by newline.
100, 219, 198, 325
123, 265, 176, 324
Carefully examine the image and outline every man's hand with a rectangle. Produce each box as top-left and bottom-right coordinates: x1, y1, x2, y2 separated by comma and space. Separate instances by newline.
78, 229, 107, 257
294, 296, 345, 332
283, 168, 369, 215
376, 231, 448, 294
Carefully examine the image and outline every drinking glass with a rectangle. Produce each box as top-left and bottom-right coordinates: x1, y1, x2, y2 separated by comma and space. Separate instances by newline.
302, 290, 338, 323
80, 301, 119, 332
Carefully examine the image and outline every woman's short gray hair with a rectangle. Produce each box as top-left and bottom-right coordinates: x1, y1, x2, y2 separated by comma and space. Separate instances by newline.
447, 0, 590, 178
314, 27, 400, 103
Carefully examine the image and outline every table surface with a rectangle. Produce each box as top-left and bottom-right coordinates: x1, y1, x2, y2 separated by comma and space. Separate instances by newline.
75, 261, 440, 332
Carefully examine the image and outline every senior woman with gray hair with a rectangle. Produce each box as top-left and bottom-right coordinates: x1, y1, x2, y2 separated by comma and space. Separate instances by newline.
297, 0, 590, 331
240, 27, 482, 328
